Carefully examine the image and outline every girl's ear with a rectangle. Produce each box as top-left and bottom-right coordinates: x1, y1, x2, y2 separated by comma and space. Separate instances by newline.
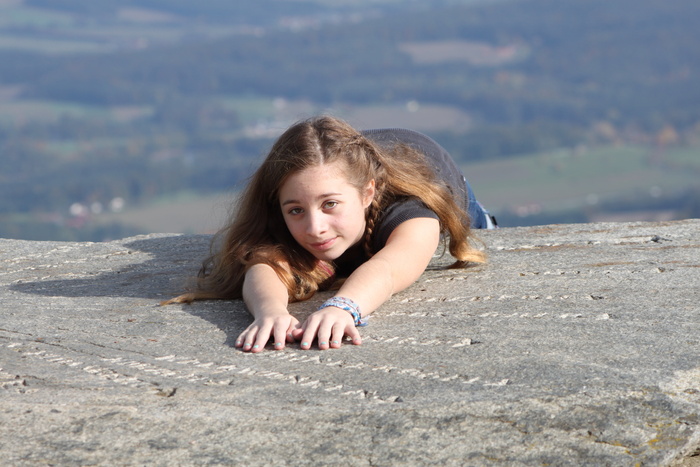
363, 179, 376, 208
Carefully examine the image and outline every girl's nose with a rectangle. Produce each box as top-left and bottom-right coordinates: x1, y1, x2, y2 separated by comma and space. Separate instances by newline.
306, 212, 328, 236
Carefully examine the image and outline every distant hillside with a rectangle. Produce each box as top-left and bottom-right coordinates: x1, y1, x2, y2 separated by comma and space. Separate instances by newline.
9, 0, 699, 130
0, 0, 698, 240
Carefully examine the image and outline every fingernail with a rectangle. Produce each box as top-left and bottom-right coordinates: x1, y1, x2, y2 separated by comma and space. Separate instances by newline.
320, 341, 328, 346
253, 344, 259, 349
302, 342, 309, 346
332, 341, 340, 345
274, 342, 283, 347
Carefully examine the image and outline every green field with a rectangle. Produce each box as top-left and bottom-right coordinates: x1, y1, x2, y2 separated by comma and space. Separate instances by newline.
0, 100, 106, 123
0, 3, 241, 55
95, 191, 233, 235
466, 145, 700, 213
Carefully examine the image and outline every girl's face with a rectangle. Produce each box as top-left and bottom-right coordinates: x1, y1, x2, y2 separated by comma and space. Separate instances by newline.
279, 162, 375, 261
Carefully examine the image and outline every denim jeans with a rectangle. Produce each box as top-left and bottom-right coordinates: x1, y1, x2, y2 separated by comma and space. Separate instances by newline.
463, 176, 491, 229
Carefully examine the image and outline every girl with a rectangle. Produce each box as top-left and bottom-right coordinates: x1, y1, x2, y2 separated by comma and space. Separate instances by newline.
165, 116, 495, 352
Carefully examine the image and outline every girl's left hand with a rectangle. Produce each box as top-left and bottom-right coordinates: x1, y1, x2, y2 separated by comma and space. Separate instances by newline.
291, 307, 362, 350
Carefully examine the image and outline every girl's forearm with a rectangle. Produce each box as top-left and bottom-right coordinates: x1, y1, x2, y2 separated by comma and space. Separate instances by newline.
242, 263, 290, 318
333, 218, 440, 319
334, 256, 395, 318
238, 263, 299, 353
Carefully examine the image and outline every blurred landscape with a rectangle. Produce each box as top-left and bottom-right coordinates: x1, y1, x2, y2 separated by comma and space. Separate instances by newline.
1, 0, 699, 241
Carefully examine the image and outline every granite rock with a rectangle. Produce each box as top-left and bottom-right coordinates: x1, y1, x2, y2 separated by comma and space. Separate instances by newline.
1, 220, 699, 466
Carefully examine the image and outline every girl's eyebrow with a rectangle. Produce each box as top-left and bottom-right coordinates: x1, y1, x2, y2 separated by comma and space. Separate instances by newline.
281, 193, 343, 206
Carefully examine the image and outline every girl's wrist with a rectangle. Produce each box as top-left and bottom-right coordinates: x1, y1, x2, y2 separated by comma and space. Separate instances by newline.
318, 296, 369, 327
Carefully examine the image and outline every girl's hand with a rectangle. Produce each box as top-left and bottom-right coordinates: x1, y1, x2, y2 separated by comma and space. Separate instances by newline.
235, 311, 299, 353
292, 307, 362, 350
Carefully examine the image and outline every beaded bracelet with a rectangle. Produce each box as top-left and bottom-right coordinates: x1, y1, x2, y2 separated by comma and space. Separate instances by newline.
318, 296, 369, 327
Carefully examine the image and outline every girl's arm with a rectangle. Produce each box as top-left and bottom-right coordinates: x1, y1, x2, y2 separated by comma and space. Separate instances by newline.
237, 263, 299, 353
294, 217, 441, 349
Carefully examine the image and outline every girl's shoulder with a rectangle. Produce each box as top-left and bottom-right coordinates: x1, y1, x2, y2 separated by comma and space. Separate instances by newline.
372, 197, 438, 253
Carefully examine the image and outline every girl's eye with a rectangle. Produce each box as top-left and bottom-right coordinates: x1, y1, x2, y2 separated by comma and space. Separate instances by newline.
323, 201, 338, 209
288, 207, 303, 215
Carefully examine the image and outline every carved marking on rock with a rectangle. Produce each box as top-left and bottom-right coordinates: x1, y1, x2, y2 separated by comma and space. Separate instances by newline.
2, 339, 511, 405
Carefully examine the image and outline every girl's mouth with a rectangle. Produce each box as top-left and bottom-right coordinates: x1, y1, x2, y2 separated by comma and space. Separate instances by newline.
309, 237, 337, 251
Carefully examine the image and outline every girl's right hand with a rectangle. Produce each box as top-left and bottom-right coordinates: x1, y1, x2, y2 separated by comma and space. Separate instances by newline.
235, 311, 299, 353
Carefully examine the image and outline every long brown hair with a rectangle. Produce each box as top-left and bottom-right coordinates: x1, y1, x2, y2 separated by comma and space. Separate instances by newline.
165, 116, 484, 305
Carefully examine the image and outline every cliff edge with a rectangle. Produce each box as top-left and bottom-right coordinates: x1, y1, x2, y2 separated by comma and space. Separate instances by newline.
1, 220, 699, 466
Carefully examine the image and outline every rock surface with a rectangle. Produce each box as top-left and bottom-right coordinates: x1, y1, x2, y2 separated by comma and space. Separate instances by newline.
1, 220, 699, 466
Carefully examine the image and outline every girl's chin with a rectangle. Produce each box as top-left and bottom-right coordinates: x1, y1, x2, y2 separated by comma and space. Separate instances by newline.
311, 250, 342, 261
